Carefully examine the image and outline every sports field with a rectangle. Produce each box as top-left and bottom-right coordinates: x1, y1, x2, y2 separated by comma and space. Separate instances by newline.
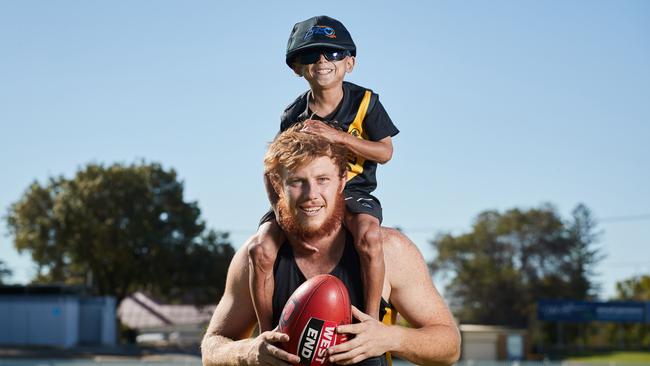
568, 351, 650, 363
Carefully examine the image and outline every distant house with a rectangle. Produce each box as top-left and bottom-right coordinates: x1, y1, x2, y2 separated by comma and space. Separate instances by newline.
117, 292, 215, 344
460, 324, 527, 361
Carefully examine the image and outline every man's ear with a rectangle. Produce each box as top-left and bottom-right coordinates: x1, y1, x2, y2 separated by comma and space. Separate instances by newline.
264, 173, 283, 206
271, 178, 283, 196
338, 174, 347, 193
345, 56, 355, 73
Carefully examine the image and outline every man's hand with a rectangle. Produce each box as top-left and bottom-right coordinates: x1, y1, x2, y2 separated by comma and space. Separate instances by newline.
246, 327, 301, 366
328, 306, 395, 365
301, 119, 345, 144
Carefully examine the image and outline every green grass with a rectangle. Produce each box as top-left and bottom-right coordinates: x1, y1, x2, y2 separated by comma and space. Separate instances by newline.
568, 351, 650, 362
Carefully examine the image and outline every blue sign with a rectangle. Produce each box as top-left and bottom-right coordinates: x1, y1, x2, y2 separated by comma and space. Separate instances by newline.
538, 300, 648, 323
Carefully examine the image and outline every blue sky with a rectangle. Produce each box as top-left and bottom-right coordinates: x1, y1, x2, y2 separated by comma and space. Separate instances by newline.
1, 1, 648, 299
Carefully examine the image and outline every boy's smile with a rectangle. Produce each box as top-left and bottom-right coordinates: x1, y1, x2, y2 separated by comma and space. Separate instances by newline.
309, 60, 338, 84
294, 52, 355, 90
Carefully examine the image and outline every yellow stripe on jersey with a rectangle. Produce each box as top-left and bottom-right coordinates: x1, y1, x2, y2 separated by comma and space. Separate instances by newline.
381, 305, 398, 366
346, 90, 372, 181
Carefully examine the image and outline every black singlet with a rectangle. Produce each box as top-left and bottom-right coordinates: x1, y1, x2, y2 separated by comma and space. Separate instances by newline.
272, 232, 392, 366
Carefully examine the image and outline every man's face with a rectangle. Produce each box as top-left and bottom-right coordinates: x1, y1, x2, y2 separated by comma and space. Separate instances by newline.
292, 49, 355, 90
276, 155, 346, 239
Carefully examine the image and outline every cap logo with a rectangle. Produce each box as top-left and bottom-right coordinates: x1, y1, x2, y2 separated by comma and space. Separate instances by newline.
304, 25, 336, 40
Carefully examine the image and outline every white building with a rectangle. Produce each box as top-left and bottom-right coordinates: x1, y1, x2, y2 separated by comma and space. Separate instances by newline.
0, 286, 116, 348
460, 324, 527, 361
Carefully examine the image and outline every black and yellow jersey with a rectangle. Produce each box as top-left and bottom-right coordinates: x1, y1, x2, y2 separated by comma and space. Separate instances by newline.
272, 232, 396, 366
280, 81, 399, 195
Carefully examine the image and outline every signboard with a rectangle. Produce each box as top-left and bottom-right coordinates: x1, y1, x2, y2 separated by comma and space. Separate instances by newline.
538, 300, 648, 323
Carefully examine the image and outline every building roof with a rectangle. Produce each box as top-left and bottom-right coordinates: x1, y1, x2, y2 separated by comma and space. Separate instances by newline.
459, 324, 526, 334
0, 284, 85, 296
117, 292, 215, 329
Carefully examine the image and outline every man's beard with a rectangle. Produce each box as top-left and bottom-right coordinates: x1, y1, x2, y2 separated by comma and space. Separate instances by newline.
276, 192, 345, 241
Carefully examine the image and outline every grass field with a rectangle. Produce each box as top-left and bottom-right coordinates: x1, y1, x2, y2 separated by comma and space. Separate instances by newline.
568, 351, 650, 363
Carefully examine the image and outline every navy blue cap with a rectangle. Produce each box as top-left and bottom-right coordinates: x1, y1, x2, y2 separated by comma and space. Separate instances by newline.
286, 16, 356, 67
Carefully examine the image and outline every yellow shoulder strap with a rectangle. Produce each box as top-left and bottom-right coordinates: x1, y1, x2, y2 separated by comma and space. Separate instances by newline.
381, 306, 398, 366
346, 90, 372, 181
348, 90, 372, 136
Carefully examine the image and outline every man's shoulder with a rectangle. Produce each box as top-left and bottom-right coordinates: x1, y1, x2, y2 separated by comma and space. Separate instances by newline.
230, 237, 255, 273
380, 227, 424, 265
381, 227, 411, 247
380, 227, 433, 301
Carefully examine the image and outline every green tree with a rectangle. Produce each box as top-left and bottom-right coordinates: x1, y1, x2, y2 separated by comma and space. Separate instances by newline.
0, 260, 12, 284
429, 203, 602, 327
5, 161, 234, 305
616, 275, 650, 301
605, 275, 650, 347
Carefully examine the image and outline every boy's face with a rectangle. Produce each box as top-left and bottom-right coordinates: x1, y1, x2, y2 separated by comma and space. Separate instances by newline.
292, 49, 355, 91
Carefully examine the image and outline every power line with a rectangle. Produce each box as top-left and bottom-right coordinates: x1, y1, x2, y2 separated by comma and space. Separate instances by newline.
599, 214, 650, 223
603, 263, 650, 268
393, 213, 650, 232
216, 213, 650, 236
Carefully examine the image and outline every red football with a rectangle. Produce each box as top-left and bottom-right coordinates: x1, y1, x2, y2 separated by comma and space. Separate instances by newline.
278, 274, 352, 366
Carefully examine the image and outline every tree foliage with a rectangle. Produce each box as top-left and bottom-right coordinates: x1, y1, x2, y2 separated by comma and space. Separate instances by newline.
430, 203, 602, 327
604, 275, 650, 348
0, 260, 12, 285
5, 161, 234, 305
615, 275, 650, 301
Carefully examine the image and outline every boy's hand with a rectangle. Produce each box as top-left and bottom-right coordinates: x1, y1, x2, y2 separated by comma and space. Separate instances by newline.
327, 306, 394, 365
301, 119, 345, 144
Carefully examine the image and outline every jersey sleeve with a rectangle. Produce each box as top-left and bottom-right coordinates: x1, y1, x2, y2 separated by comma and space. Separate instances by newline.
364, 95, 399, 141
280, 91, 310, 132
280, 110, 292, 132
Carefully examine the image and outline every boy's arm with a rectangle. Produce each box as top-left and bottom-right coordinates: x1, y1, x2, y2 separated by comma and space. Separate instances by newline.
301, 120, 394, 164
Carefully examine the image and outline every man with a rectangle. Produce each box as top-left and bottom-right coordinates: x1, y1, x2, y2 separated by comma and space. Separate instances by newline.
201, 123, 460, 366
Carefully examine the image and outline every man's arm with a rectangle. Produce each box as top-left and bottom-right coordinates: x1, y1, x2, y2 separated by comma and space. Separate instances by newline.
329, 228, 461, 366
201, 240, 301, 366
383, 228, 461, 365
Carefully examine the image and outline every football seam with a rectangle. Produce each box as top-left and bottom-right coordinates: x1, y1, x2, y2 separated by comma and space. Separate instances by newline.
289, 274, 333, 334
336, 279, 351, 323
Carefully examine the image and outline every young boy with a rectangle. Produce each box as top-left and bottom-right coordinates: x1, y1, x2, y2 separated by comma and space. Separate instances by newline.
249, 15, 399, 332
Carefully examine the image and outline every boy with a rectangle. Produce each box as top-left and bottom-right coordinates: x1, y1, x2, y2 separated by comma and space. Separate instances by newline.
249, 15, 399, 332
